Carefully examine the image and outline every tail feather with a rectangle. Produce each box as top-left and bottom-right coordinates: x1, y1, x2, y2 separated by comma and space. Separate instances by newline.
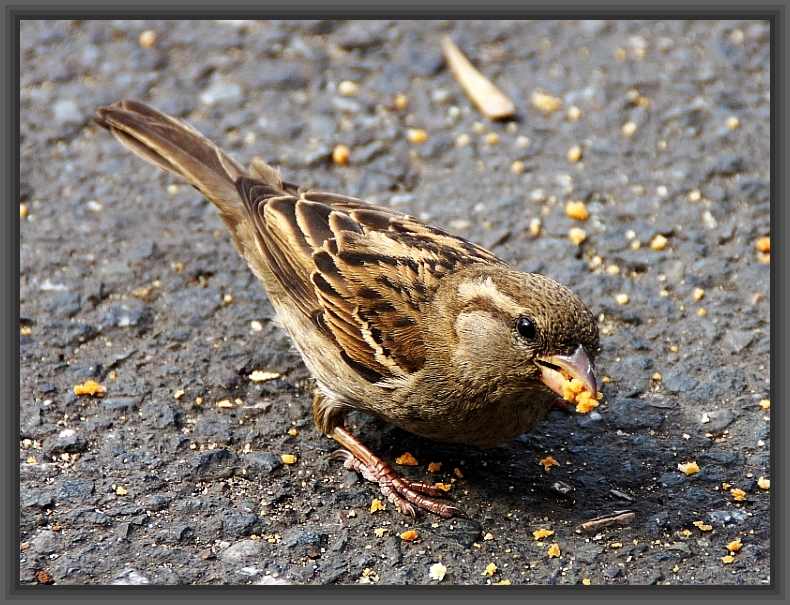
96, 100, 283, 233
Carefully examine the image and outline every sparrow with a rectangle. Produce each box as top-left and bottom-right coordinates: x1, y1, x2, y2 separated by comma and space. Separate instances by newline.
95, 100, 600, 518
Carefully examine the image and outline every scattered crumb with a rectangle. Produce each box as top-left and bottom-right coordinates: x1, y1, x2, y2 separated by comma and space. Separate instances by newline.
138, 30, 156, 48
652, 372, 662, 381
332, 144, 350, 166
621, 121, 638, 137
755, 236, 770, 253
722, 555, 734, 564
725, 116, 740, 130
483, 533, 494, 541
533, 528, 555, 540
606, 264, 621, 275
582, 578, 591, 585
338, 80, 358, 96
531, 90, 563, 115
20, 203, 28, 219
428, 562, 447, 581
73, 380, 106, 397
393, 93, 409, 111
567, 105, 581, 121
568, 227, 587, 246
687, 189, 701, 203
726, 539, 742, 553
287, 428, 298, 436
249, 370, 281, 382
547, 543, 561, 558
395, 452, 419, 466
649, 234, 668, 250
493, 579, 511, 585
692, 288, 705, 301
281, 454, 297, 465
528, 217, 542, 236
565, 200, 589, 221
758, 399, 770, 409
677, 461, 700, 476
484, 132, 500, 146
730, 488, 746, 502
697, 308, 707, 317
115, 485, 127, 496
615, 293, 629, 305
370, 498, 386, 513
406, 128, 428, 144
454, 468, 464, 479
483, 562, 497, 576
434, 483, 452, 492
693, 521, 713, 532
510, 160, 525, 174
566, 145, 582, 163
374, 528, 388, 538
539, 456, 560, 473
427, 462, 442, 472
216, 399, 234, 409
400, 530, 418, 541
757, 477, 770, 490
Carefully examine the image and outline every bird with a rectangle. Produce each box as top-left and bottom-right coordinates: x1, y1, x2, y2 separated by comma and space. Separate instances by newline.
95, 100, 600, 518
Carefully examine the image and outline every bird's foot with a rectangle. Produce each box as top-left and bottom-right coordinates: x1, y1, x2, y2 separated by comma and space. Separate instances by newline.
329, 426, 465, 519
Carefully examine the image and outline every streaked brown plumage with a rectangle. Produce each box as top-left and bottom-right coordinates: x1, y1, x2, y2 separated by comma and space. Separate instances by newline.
95, 100, 600, 518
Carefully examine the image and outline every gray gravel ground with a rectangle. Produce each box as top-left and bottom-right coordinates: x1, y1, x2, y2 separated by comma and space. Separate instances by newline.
19, 19, 770, 586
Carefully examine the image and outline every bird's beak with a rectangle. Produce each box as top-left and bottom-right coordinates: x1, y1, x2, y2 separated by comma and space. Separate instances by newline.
536, 345, 598, 399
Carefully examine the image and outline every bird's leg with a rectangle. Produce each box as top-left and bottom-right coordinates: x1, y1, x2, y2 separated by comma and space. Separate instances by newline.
329, 425, 465, 519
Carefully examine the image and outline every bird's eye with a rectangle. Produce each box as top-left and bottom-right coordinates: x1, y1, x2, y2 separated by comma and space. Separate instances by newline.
516, 316, 537, 340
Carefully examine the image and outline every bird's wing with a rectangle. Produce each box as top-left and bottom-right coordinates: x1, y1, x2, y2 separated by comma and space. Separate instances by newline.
237, 179, 505, 382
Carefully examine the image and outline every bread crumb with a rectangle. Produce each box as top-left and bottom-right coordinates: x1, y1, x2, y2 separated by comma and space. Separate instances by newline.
730, 488, 746, 501
566, 145, 582, 163
400, 529, 418, 541
427, 461, 442, 472
138, 30, 156, 48
568, 227, 587, 246
565, 200, 589, 221
533, 528, 555, 540
616, 293, 629, 305
621, 121, 638, 137
722, 555, 735, 564
693, 520, 713, 531
547, 543, 561, 558
428, 562, 447, 581
540, 456, 560, 473
755, 236, 770, 253
338, 80, 359, 96
758, 399, 770, 409
649, 234, 668, 250
370, 498, 386, 513
483, 562, 497, 576
393, 93, 409, 111
395, 452, 419, 466
434, 483, 452, 492
757, 477, 770, 490
531, 90, 563, 115
281, 454, 297, 465
677, 461, 700, 476
726, 539, 742, 553
332, 144, 350, 166
73, 380, 106, 397
406, 128, 428, 144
